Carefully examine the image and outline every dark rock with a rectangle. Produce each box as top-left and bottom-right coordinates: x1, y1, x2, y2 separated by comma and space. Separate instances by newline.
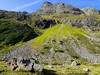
35, 19, 58, 29
0, 14, 4, 18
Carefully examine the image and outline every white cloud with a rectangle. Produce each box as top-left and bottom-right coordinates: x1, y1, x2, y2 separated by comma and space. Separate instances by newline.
14, 0, 42, 11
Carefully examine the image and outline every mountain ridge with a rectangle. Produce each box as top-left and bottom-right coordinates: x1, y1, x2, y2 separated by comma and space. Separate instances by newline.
34, 1, 100, 15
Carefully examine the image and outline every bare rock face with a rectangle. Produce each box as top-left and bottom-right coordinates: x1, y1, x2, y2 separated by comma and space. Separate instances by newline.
55, 2, 83, 14
54, 2, 66, 13
41, 1, 53, 10
35, 2, 84, 15
41, 1, 54, 15
35, 19, 58, 29
81, 7, 100, 15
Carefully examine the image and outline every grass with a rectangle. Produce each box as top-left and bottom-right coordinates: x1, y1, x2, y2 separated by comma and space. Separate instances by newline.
0, 61, 100, 75
0, 61, 42, 75
31, 23, 88, 48
44, 64, 100, 75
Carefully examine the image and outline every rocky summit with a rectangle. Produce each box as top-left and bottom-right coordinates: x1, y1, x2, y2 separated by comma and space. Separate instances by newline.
35, 1, 100, 15
35, 1, 84, 15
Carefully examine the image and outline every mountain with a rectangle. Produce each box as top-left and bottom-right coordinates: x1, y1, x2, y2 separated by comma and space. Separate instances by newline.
34, 1, 100, 15
35, 1, 84, 15
4, 23, 100, 64
1, 1, 100, 65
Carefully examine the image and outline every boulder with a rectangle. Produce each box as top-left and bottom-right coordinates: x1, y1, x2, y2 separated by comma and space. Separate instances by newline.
33, 63, 43, 72
83, 68, 90, 72
71, 60, 78, 66
7, 58, 43, 72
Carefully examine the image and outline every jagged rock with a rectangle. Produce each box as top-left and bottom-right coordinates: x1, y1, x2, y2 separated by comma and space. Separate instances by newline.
41, 1, 53, 10
35, 19, 57, 29
81, 7, 100, 15
54, 2, 66, 13
7, 58, 43, 72
35, 2, 84, 15
41, 1, 54, 15
61, 16, 100, 31
55, 2, 84, 14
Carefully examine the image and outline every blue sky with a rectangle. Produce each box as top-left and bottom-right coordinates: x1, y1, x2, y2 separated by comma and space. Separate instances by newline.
0, 0, 100, 13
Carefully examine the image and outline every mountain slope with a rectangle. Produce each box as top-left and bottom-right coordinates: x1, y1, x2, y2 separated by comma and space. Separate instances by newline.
0, 19, 38, 58
1, 1, 100, 65
6, 23, 100, 64
31, 23, 88, 47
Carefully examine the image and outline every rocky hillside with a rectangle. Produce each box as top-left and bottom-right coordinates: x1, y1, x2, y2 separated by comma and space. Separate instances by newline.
1, 2, 100, 65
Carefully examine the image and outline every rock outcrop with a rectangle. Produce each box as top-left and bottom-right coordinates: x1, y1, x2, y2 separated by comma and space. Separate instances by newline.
81, 7, 100, 15
54, 2, 83, 14
62, 16, 100, 31
35, 19, 58, 29
7, 58, 43, 72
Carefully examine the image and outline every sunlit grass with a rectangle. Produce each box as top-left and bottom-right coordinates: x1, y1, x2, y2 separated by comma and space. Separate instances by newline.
30, 24, 88, 48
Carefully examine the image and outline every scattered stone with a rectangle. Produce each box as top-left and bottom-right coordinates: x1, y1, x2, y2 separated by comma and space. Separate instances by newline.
83, 68, 90, 72
48, 64, 53, 68
91, 73, 96, 75
71, 60, 78, 66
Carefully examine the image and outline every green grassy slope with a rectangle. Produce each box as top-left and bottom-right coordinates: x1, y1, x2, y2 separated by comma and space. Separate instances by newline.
31, 23, 88, 48
26, 23, 100, 64
0, 19, 38, 58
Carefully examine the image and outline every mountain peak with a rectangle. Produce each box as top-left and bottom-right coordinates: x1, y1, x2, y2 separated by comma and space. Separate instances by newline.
41, 1, 53, 10
56, 2, 65, 5
36, 1, 84, 15
43, 1, 53, 5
